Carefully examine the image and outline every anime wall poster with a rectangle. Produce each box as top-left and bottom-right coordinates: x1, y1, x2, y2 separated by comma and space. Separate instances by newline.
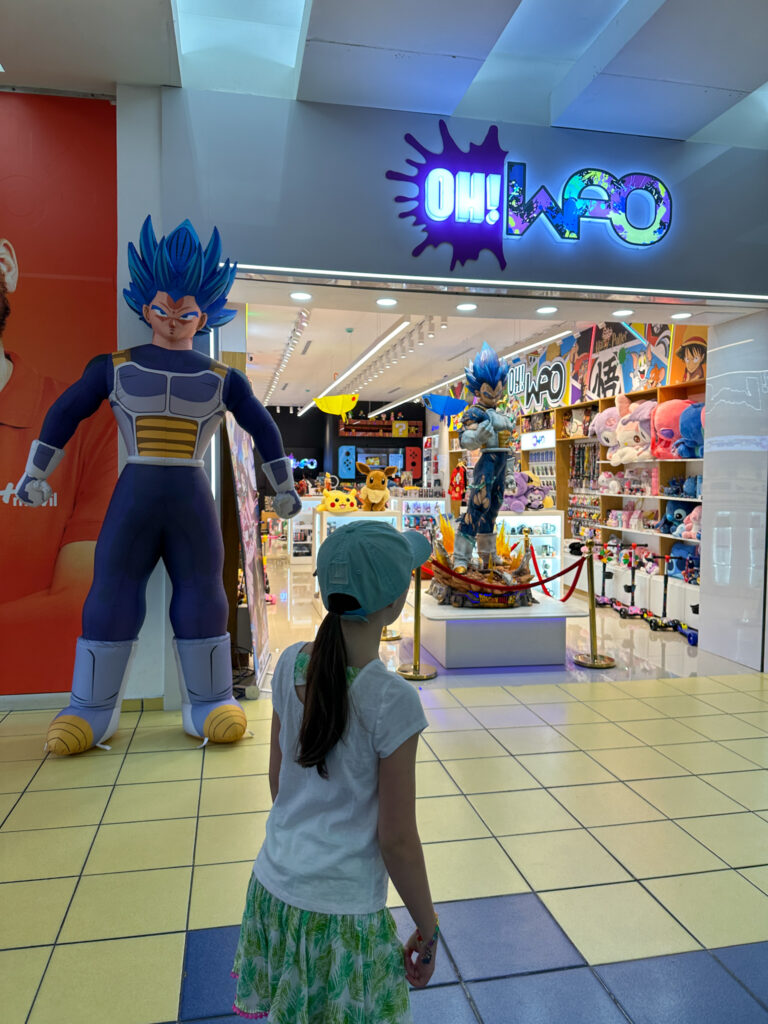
225, 413, 271, 687
668, 324, 708, 384
586, 322, 669, 398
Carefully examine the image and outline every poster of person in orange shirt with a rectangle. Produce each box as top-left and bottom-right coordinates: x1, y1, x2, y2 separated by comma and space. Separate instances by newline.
0, 94, 118, 695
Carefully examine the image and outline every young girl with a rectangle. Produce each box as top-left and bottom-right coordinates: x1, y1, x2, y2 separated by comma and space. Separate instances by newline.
232, 520, 439, 1022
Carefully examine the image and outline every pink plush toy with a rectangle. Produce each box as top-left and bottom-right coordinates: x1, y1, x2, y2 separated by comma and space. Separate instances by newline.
588, 397, 625, 462
610, 399, 657, 465
681, 505, 702, 540
651, 399, 692, 458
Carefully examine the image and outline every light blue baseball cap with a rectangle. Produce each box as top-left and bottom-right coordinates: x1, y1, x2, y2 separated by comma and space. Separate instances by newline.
316, 520, 432, 620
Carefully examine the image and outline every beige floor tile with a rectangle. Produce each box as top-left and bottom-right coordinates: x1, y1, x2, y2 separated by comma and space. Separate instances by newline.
447, 686, 520, 707
646, 870, 768, 947
526, 703, 608, 726
189, 859, 254, 929
740, 866, 768, 895
619, 718, 709, 746
203, 742, 270, 778
0, 735, 50, 762
415, 761, 460, 797
589, 746, 689, 781
721, 738, 768, 768
677, 715, 766, 741
199, 775, 273, 816
554, 723, 644, 751
246, 719, 272, 744
551, 782, 664, 827
700, 770, 768, 811
582, 699, 662, 723
503, 684, 575, 704
557, 682, 629, 701
699, 692, 768, 715
628, 776, 744, 818
666, 678, 735, 696
467, 705, 545, 729
116, 749, 204, 784
417, 689, 461, 709
540, 881, 700, 964
442, 756, 539, 794
516, 751, 614, 787
127, 727, 201, 753
591, 820, 726, 878
469, 789, 579, 836
103, 780, 201, 824
611, 680, 685, 699
424, 707, 485, 731
0, 946, 51, 1024
244, 697, 274, 720
416, 739, 436, 762
0, 825, 95, 882
0, 877, 77, 949
710, 673, 767, 690
28, 755, 121, 791
135, 709, 184, 730
422, 729, 508, 760
416, 795, 490, 842
388, 837, 529, 906
195, 811, 269, 864
499, 829, 630, 890
0, 710, 79, 737
490, 726, 577, 756
29, 933, 185, 1024
656, 742, 758, 775
0, 793, 19, 821
1, 786, 111, 832
641, 695, 723, 718
676, 812, 768, 868
735, 711, 768, 732
0, 759, 41, 794
85, 817, 197, 874
60, 867, 191, 942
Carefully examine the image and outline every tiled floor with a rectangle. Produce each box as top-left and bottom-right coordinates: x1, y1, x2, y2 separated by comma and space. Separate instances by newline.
2, 556, 768, 1023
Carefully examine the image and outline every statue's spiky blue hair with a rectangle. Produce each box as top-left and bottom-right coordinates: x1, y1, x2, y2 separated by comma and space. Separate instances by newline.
465, 342, 509, 393
123, 216, 237, 333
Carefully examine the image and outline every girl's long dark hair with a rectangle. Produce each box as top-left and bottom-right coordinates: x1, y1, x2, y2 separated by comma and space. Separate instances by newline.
297, 595, 357, 778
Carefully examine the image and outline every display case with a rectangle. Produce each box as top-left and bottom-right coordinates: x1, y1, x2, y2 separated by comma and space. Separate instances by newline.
400, 497, 447, 540
496, 510, 564, 598
288, 496, 322, 563
312, 508, 403, 605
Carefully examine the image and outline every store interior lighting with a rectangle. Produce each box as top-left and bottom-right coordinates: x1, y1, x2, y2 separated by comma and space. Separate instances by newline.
264, 306, 309, 404
440, 315, 448, 329
427, 316, 435, 338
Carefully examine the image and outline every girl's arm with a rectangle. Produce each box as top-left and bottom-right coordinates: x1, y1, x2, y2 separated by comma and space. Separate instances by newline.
268, 709, 282, 801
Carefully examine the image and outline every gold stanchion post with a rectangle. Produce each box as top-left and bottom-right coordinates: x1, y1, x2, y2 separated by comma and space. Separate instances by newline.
397, 566, 437, 681
573, 539, 616, 669
381, 626, 402, 642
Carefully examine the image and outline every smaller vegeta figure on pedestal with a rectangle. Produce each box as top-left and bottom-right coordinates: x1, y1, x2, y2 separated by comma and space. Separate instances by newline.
16, 217, 301, 755
453, 343, 514, 573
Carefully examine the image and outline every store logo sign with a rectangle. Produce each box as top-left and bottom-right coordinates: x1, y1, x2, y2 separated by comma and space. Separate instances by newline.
387, 120, 672, 271
288, 455, 317, 470
510, 358, 567, 412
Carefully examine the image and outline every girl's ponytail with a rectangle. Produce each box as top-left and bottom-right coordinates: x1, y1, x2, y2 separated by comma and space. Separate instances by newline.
296, 606, 351, 778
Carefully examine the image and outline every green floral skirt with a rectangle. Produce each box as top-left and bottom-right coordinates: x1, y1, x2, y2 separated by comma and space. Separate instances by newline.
232, 874, 413, 1024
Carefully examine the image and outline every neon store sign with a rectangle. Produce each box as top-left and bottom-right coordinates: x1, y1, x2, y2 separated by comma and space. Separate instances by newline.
386, 120, 672, 271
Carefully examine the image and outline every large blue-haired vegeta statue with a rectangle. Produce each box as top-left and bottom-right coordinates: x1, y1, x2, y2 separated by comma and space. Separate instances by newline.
454, 342, 514, 572
16, 217, 301, 755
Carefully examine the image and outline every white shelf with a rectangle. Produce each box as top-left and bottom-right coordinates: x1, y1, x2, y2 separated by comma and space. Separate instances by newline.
600, 525, 701, 543
599, 458, 703, 465
601, 494, 702, 502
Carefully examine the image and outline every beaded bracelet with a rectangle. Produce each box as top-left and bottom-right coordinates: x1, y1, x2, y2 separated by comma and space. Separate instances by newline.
416, 914, 440, 964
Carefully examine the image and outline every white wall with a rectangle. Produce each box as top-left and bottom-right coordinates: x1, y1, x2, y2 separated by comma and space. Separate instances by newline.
699, 310, 768, 670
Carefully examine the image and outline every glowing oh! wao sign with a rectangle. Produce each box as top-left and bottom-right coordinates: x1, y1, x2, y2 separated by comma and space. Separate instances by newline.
386, 121, 672, 271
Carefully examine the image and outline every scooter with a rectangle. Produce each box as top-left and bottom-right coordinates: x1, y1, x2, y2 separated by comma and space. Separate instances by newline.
647, 557, 680, 632
596, 545, 614, 607
618, 545, 645, 619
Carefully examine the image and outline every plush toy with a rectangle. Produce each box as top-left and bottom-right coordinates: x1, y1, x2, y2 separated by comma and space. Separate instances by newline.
588, 402, 622, 461
356, 461, 396, 510
673, 403, 705, 459
597, 471, 623, 495
668, 542, 699, 580
651, 399, 691, 458
523, 470, 554, 510
611, 399, 657, 465
682, 476, 698, 498
317, 474, 360, 512
664, 476, 684, 496
696, 474, 703, 498
656, 500, 689, 535
501, 471, 530, 512
681, 505, 702, 541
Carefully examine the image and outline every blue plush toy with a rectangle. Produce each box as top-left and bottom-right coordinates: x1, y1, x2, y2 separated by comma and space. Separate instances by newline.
673, 403, 705, 459
668, 541, 699, 580
656, 500, 689, 535
664, 476, 683, 496
682, 476, 698, 498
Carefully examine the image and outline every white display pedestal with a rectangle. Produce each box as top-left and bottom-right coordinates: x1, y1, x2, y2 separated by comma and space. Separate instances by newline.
417, 592, 588, 668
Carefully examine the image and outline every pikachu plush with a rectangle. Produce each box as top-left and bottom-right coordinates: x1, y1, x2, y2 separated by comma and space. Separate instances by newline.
316, 474, 360, 513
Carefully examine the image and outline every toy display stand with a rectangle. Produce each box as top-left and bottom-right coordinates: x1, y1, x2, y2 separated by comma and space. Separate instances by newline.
411, 590, 588, 668
288, 496, 322, 563
497, 510, 564, 597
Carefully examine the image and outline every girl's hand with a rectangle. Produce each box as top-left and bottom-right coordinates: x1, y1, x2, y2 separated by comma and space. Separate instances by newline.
403, 929, 437, 988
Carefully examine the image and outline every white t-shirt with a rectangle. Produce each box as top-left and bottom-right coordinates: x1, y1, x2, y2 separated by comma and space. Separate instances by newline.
253, 641, 429, 915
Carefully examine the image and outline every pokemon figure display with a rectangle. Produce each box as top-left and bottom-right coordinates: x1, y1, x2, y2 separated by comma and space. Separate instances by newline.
316, 474, 359, 512
357, 461, 396, 510
16, 217, 301, 755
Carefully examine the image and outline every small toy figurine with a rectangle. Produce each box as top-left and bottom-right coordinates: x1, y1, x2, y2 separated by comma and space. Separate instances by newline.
357, 461, 396, 510
316, 474, 360, 512
454, 343, 514, 572
16, 217, 301, 756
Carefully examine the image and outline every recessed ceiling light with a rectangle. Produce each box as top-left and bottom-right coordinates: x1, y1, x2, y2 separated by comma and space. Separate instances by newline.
670, 312, 692, 320
377, 297, 398, 307
456, 303, 477, 312
612, 309, 634, 317
536, 306, 558, 314
440, 316, 448, 329
290, 291, 312, 301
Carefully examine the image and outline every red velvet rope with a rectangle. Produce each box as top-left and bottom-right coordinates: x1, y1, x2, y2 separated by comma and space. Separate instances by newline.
430, 554, 585, 597
530, 545, 585, 602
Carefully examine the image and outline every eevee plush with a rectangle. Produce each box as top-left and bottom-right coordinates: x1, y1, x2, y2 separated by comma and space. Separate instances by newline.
357, 462, 396, 511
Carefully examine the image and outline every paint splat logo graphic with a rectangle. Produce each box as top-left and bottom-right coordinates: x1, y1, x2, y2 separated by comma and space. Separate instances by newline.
386, 120, 508, 271
387, 121, 673, 271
